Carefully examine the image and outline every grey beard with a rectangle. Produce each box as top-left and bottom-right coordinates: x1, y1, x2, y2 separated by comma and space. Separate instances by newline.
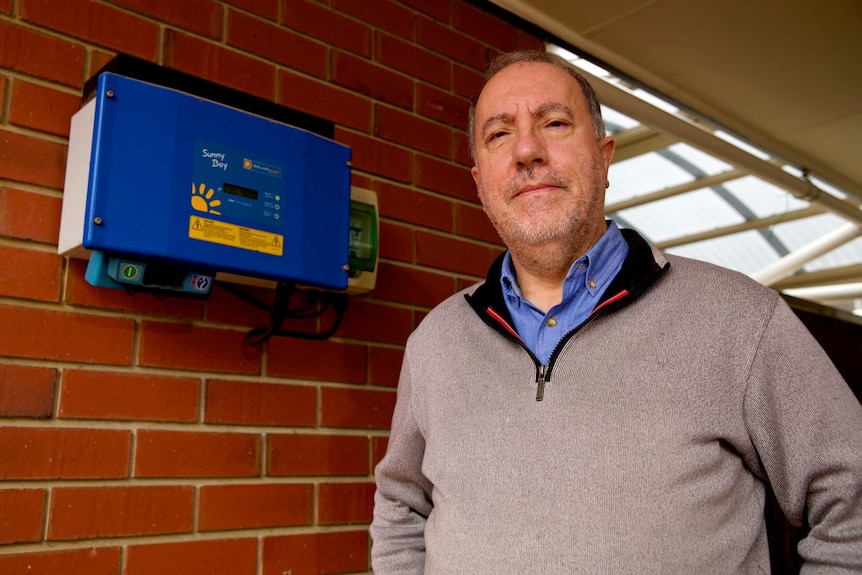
502, 165, 571, 199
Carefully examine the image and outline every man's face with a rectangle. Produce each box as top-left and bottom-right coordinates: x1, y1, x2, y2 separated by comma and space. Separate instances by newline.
471, 62, 615, 255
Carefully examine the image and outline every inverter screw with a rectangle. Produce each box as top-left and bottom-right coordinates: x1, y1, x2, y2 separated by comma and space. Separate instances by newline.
93, 217, 103, 225
106, 90, 114, 98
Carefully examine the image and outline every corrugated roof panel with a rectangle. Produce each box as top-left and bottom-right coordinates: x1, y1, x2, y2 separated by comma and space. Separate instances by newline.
617, 188, 745, 243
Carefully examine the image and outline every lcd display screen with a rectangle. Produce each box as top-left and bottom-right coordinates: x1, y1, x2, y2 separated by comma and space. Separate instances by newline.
223, 182, 259, 200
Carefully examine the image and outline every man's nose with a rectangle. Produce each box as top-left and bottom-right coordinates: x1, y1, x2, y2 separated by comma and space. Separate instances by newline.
513, 129, 546, 168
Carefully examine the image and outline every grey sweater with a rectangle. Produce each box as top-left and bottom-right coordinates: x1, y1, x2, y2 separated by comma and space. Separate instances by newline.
371, 237, 862, 574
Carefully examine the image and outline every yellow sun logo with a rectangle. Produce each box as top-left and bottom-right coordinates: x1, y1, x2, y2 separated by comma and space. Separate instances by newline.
191, 182, 222, 215
243, 159, 253, 170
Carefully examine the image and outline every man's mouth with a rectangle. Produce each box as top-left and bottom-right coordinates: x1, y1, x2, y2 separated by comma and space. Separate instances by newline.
516, 183, 559, 197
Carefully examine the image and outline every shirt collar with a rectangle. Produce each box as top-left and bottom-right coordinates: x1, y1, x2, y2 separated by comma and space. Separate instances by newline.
500, 220, 628, 308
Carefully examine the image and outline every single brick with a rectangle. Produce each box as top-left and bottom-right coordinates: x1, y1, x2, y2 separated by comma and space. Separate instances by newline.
165, 30, 275, 100
226, 0, 277, 20
48, 485, 194, 540
378, 220, 415, 264
415, 153, 477, 202
262, 530, 368, 575
333, 0, 414, 40
453, 2, 519, 52
369, 346, 404, 388
59, 369, 200, 422
0, 364, 56, 418
0, 547, 121, 575
204, 283, 274, 327
0, 427, 130, 480
9, 79, 82, 137
454, 62, 486, 99
278, 68, 373, 133
377, 33, 451, 88
204, 379, 316, 427
417, 82, 471, 129
139, 321, 262, 375
266, 338, 367, 384
455, 202, 504, 245
0, 304, 134, 365
375, 104, 453, 159
399, 0, 449, 23
416, 231, 496, 278
267, 433, 368, 476
0, 20, 84, 86
134, 430, 260, 478
321, 387, 397, 430
126, 538, 257, 575
417, 16, 488, 71
335, 299, 413, 345
0, 187, 63, 244
20, 0, 159, 60
108, 0, 222, 39
198, 483, 313, 531
375, 180, 454, 232
0, 489, 46, 543
318, 481, 376, 525
0, 129, 68, 189
372, 262, 455, 308
330, 50, 413, 110
336, 129, 413, 183
282, 0, 372, 57
228, 9, 327, 78
0, 246, 62, 302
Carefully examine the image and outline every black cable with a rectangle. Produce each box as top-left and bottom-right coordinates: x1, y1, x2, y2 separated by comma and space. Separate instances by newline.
217, 280, 349, 345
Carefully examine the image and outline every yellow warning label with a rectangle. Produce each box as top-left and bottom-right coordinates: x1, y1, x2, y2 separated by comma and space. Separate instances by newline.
189, 217, 283, 256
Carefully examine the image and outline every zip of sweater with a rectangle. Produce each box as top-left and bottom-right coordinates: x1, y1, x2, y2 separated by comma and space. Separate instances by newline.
485, 288, 634, 402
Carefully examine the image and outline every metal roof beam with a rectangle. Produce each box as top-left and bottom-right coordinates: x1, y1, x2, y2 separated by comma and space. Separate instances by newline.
578, 66, 862, 226
772, 263, 862, 290
611, 125, 678, 163
605, 169, 746, 213
750, 222, 862, 286
653, 206, 825, 249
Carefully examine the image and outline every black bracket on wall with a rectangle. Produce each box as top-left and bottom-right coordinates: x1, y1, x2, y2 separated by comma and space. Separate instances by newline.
82, 53, 335, 140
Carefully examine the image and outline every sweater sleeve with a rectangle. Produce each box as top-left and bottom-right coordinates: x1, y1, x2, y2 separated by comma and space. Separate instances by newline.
370, 353, 433, 574
744, 296, 862, 572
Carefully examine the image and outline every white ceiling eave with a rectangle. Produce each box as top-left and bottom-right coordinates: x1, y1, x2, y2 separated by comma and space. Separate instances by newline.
488, 0, 862, 201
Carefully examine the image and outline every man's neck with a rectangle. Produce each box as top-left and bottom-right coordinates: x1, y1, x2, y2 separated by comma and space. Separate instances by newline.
508, 245, 575, 312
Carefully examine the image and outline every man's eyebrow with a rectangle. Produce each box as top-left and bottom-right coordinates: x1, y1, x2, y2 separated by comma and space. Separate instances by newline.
479, 102, 574, 139
534, 102, 574, 119
480, 112, 515, 139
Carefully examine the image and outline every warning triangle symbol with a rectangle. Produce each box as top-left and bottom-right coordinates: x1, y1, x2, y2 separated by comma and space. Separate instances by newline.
192, 218, 203, 230
271, 236, 281, 247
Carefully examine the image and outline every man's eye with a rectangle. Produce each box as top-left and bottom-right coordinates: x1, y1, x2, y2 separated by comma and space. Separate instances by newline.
488, 131, 506, 141
547, 120, 568, 128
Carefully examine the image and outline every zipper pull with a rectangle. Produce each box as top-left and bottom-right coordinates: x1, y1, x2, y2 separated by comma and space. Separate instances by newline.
536, 365, 547, 401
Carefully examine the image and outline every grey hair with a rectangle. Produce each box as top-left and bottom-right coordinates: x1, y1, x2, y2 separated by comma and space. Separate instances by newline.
468, 50, 606, 164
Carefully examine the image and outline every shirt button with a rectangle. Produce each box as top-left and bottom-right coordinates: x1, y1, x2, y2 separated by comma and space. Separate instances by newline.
546, 317, 557, 328
588, 279, 597, 289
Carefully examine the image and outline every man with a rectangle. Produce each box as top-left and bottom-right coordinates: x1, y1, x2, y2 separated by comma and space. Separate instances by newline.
370, 49, 862, 573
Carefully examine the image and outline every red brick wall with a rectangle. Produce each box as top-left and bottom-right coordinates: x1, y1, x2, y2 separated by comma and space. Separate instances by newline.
0, 1, 540, 572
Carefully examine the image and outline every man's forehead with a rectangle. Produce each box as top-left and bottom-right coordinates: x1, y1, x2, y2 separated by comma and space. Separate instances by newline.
476, 62, 582, 115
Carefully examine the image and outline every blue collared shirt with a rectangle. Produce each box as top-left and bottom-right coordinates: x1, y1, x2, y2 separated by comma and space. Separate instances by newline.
501, 221, 629, 365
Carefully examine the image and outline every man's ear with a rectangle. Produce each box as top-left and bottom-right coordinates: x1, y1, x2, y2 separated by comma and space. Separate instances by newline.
599, 136, 615, 168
